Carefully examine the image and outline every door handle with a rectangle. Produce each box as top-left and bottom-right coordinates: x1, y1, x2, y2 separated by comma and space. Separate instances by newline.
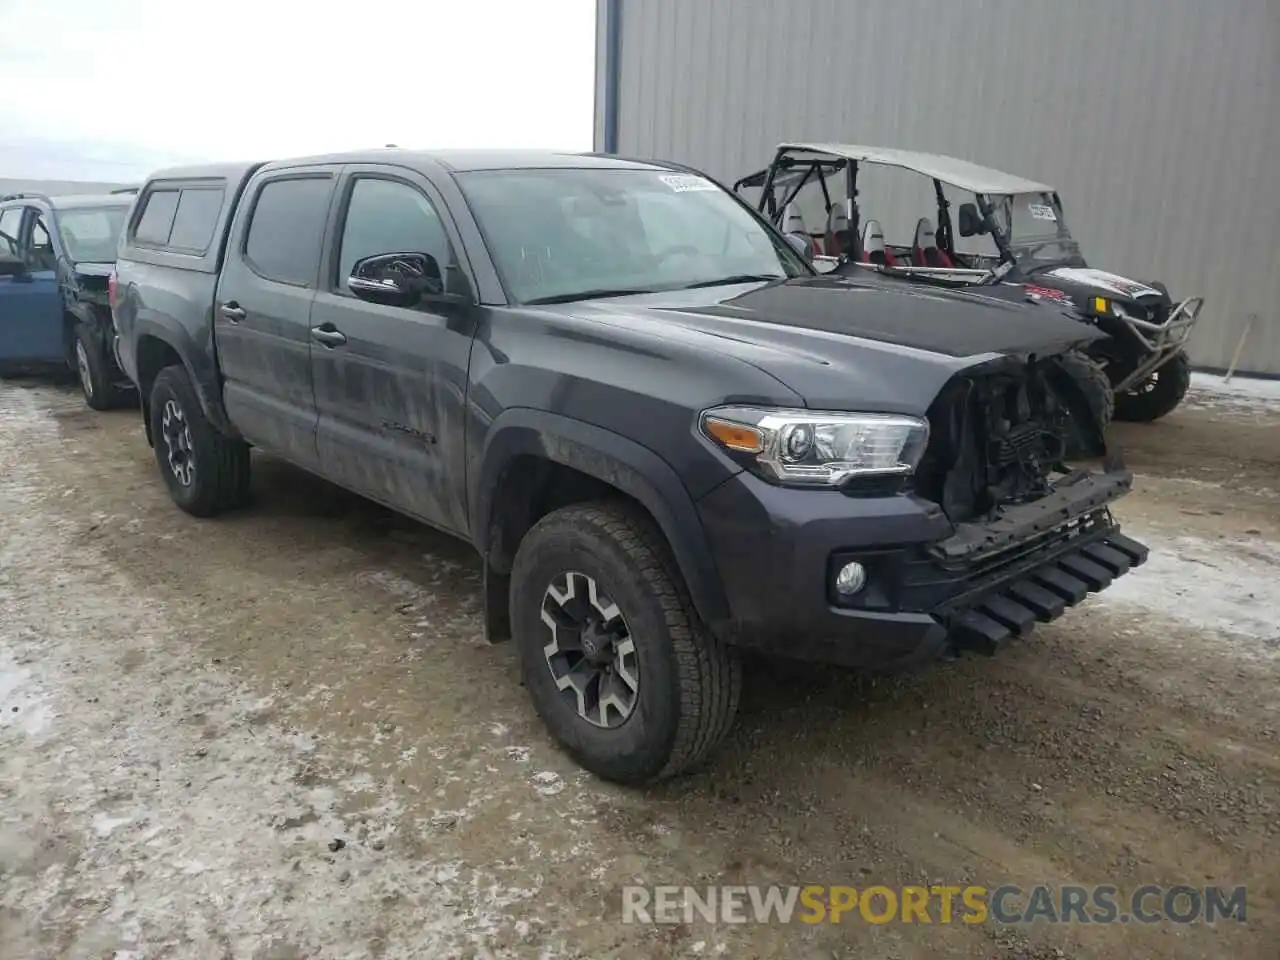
220, 302, 246, 322
310, 325, 348, 348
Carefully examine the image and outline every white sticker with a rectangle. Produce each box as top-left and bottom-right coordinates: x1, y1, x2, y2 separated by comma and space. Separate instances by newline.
1028, 203, 1057, 221
659, 174, 719, 193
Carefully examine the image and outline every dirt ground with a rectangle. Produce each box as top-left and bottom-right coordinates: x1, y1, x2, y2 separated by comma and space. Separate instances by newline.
1, 374, 1278, 960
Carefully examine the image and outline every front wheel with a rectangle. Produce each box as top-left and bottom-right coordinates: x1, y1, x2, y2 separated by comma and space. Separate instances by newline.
510, 501, 742, 785
1114, 351, 1191, 422
148, 364, 251, 516
1056, 349, 1114, 457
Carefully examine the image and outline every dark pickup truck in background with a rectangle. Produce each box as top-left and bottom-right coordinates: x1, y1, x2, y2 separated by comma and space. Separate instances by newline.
1, 189, 137, 408
111, 149, 1148, 784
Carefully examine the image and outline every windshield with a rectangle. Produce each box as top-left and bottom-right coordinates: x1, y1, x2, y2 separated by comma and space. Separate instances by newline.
55, 205, 129, 263
993, 192, 1082, 272
456, 168, 809, 304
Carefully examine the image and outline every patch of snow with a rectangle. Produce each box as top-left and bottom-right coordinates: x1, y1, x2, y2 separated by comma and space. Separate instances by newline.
1097, 528, 1280, 649
1185, 373, 1280, 418
530, 771, 565, 796
1190, 372, 1280, 403
0, 653, 54, 736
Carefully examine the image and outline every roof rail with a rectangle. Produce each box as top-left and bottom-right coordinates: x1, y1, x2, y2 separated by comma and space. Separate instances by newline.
0, 192, 52, 204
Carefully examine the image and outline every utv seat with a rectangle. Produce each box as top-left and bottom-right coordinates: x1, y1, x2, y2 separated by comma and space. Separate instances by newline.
781, 203, 822, 257
825, 206, 859, 259
912, 217, 953, 268
860, 218, 896, 267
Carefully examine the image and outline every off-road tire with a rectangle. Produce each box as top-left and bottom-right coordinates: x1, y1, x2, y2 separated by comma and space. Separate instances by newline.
149, 364, 251, 517
74, 324, 127, 411
1114, 351, 1191, 423
1057, 349, 1114, 457
510, 501, 742, 785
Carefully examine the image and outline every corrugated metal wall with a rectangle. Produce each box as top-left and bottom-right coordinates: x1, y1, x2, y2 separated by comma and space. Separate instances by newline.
599, 0, 1280, 376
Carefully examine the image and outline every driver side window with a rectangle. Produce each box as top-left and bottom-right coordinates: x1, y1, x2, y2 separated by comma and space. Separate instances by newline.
336, 177, 456, 302
0, 208, 20, 256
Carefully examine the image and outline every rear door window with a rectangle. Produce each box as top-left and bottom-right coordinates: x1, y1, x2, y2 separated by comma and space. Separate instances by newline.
167, 188, 226, 253
243, 176, 333, 287
134, 189, 180, 245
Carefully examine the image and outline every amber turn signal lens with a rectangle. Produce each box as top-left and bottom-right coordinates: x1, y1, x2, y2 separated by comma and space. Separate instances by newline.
703, 417, 764, 454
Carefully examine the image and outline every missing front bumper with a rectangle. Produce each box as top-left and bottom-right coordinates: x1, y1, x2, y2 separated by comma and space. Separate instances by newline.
943, 529, 1148, 655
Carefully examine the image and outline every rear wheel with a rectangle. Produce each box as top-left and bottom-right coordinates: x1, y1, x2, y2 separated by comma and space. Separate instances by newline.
74, 324, 127, 411
1114, 351, 1191, 422
148, 364, 251, 516
510, 501, 741, 785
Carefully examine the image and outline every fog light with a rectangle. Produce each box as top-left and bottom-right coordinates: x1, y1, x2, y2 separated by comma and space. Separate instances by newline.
834, 561, 867, 596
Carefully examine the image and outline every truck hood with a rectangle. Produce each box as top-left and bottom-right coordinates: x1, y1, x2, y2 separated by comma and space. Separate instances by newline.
548, 274, 1103, 414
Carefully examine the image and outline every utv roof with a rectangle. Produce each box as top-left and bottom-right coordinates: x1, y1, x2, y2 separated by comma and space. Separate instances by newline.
775, 143, 1055, 196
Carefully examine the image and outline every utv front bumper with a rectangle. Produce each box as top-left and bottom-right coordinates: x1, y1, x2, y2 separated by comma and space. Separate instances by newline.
1113, 295, 1204, 392
696, 469, 1147, 668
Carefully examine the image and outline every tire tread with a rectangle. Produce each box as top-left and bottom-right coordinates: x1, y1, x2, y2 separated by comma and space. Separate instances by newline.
515, 500, 741, 782
150, 365, 250, 516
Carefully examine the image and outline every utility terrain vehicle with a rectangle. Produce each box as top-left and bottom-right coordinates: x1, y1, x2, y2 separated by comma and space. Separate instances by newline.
736, 143, 1204, 422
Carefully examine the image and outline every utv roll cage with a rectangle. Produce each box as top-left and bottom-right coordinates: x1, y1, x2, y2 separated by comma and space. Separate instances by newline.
736, 143, 1203, 392
733, 143, 1046, 286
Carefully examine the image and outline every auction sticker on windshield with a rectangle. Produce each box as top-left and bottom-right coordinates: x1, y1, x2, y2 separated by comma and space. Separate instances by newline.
659, 174, 719, 193
1027, 203, 1057, 221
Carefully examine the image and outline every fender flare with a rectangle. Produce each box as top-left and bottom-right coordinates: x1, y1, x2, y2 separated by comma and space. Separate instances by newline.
471, 409, 731, 629
131, 317, 237, 437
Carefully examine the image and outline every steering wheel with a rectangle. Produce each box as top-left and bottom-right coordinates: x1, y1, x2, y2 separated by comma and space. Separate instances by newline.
653, 244, 700, 265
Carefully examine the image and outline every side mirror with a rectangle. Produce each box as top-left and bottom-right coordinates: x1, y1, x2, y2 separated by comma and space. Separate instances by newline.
784, 232, 813, 262
348, 252, 445, 307
957, 203, 987, 238
0, 253, 27, 279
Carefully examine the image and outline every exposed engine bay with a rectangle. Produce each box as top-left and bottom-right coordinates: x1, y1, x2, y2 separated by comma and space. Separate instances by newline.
914, 356, 1101, 524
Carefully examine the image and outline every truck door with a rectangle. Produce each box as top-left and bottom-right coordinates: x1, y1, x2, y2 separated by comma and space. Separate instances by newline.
308, 167, 477, 534
213, 168, 340, 468
0, 206, 64, 365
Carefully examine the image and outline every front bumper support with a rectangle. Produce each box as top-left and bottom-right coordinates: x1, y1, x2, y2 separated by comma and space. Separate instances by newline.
946, 530, 1148, 654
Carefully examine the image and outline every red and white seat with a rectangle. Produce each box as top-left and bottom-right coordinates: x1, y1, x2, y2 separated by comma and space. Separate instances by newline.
825, 206, 859, 259
781, 203, 822, 257
860, 218, 896, 266
912, 217, 953, 268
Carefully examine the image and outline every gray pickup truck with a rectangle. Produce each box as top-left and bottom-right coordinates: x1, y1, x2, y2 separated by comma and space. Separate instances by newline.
111, 149, 1147, 784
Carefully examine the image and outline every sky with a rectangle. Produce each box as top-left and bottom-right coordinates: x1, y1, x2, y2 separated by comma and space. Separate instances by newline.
0, 0, 597, 182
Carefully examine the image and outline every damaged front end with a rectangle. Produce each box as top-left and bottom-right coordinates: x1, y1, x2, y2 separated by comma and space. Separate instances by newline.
907, 352, 1148, 653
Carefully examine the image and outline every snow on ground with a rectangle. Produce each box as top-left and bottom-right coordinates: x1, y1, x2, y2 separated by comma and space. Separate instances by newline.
1097, 527, 1280, 653
1186, 372, 1280, 416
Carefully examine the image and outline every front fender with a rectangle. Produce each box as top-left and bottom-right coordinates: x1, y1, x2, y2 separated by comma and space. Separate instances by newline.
471, 408, 731, 630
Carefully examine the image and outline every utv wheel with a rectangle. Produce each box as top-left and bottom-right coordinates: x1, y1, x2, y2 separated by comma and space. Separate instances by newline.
1114, 351, 1191, 423
1056, 350, 1114, 457
510, 501, 742, 785
148, 364, 251, 517
75, 325, 126, 411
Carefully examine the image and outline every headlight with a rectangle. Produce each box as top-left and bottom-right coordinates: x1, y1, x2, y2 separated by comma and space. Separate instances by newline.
1093, 296, 1144, 322
699, 406, 930, 486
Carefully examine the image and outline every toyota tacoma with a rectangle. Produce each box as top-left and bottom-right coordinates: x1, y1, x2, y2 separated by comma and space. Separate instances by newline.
111, 150, 1147, 785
